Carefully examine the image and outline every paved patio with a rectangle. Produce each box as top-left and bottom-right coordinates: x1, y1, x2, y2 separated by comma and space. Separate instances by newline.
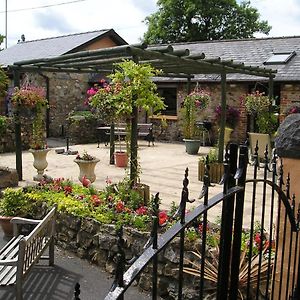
1, 138, 271, 225
1, 139, 213, 209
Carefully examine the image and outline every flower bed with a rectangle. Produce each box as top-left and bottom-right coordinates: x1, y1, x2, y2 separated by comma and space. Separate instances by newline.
0, 179, 274, 299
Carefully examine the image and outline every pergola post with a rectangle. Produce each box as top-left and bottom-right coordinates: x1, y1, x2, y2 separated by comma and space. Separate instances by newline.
218, 71, 227, 162
13, 68, 22, 180
109, 122, 115, 165
130, 55, 139, 186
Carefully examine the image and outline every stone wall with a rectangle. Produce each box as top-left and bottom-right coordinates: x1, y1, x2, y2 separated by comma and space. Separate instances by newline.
54, 211, 207, 299
0, 116, 33, 153
27, 72, 89, 138
67, 115, 100, 144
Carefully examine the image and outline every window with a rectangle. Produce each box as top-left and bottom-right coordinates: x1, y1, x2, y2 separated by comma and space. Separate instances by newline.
264, 51, 296, 65
157, 87, 177, 116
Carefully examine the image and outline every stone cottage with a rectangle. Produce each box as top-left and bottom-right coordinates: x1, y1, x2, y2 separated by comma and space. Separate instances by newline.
0, 29, 127, 139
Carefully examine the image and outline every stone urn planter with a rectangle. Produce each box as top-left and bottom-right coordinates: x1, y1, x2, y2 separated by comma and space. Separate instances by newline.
183, 139, 201, 155
74, 158, 100, 183
29, 148, 51, 181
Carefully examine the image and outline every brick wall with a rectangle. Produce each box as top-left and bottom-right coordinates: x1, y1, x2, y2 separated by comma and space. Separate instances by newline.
279, 83, 300, 122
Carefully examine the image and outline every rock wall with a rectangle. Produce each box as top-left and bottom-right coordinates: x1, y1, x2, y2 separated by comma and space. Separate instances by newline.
67, 115, 100, 144
54, 211, 207, 299
0, 116, 33, 153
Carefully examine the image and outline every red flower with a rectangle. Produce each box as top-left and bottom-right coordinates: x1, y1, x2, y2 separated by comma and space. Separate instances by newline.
64, 185, 72, 195
91, 195, 102, 207
254, 233, 261, 247
116, 201, 125, 213
159, 211, 168, 226
198, 223, 210, 234
136, 206, 148, 215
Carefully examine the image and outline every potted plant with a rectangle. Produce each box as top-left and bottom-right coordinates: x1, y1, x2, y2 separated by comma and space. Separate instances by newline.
180, 87, 211, 154
87, 80, 129, 167
244, 90, 271, 133
11, 85, 50, 181
243, 91, 277, 161
0, 188, 33, 236
74, 150, 100, 183
88, 60, 165, 182
198, 147, 223, 183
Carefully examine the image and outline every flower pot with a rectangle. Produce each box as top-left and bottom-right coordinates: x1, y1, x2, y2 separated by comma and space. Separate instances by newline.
183, 139, 201, 155
198, 161, 223, 184
0, 216, 13, 237
29, 148, 51, 181
115, 151, 128, 167
74, 158, 100, 183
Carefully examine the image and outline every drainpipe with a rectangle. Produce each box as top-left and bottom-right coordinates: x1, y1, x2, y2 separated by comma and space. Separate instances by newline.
39, 73, 50, 137
218, 71, 227, 162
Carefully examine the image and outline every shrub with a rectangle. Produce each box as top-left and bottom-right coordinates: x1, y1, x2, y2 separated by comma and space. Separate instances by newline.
1, 178, 172, 231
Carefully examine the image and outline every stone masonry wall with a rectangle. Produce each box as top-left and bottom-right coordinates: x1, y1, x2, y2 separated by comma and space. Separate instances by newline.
0, 116, 34, 153
53, 211, 208, 299
27, 72, 89, 138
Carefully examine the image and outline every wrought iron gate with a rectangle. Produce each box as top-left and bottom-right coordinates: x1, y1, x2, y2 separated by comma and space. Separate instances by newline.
75, 142, 300, 299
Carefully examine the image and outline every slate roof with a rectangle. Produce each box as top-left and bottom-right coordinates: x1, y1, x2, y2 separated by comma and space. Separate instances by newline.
0, 29, 127, 67
158, 36, 300, 82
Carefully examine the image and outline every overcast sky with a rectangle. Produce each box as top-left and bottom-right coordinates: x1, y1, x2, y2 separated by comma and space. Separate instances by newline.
0, 0, 299, 48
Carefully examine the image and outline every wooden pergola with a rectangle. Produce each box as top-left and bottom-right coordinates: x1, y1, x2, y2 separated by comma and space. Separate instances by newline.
8, 43, 276, 181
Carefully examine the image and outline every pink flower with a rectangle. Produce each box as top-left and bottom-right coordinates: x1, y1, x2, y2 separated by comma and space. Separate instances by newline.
105, 177, 112, 185
136, 206, 148, 215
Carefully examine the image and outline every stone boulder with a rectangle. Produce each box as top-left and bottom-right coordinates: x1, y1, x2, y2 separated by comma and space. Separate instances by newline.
275, 113, 300, 158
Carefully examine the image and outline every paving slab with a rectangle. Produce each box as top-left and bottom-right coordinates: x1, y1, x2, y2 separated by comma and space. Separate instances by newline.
0, 230, 151, 300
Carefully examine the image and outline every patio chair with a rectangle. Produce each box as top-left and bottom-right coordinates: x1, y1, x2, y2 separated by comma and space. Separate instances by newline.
248, 132, 272, 163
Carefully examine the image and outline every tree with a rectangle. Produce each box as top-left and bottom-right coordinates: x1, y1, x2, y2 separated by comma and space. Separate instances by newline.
143, 0, 271, 44
0, 34, 4, 50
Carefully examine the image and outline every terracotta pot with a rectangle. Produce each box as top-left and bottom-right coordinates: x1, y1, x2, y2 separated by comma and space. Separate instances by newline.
29, 148, 51, 181
115, 151, 128, 167
0, 216, 13, 237
74, 158, 100, 183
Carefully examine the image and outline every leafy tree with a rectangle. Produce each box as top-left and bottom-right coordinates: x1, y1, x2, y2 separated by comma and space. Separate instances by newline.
0, 66, 8, 97
0, 34, 4, 50
143, 0, 271, 43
